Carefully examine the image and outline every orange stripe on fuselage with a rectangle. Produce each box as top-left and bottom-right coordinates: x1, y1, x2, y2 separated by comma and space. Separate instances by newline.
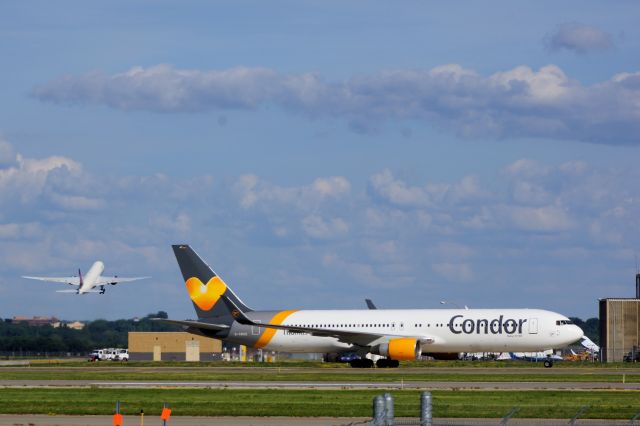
255, 310, 298, 349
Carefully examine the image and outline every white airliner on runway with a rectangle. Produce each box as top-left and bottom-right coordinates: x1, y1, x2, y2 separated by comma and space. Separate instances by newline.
163, 245, 584, 368
23, 261, 149, 295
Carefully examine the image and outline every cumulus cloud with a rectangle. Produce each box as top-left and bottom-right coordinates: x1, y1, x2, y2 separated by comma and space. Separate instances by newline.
33, 64, 640, 145
368, 169, 488, 208
497, 205, 574, 232
546, 23, 614, 54
234, 174, 350, 210
0, 222, 41, 240
301, 215, 349, 240
0, 147, 87, 208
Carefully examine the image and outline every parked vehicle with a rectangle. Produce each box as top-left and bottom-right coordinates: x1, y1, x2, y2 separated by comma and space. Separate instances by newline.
89, 349, 108, 361
623, 350, 639, 362
113, 349, 129, 361
89, 348, 128, 362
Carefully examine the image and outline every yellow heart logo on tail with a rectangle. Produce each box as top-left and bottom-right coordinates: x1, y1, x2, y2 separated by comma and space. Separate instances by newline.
185, 276, 227, 311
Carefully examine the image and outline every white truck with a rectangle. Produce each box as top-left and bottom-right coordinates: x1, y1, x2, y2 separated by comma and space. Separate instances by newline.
112, 348, 129, 361
89, 348, 128, 361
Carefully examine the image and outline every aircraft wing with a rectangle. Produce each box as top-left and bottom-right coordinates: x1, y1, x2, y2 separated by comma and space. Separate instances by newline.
94, 276, 150, 285
22, 276, 81, 285
56, 289, 102, 294
221, 295, 434, 348
153, 318, 230, 331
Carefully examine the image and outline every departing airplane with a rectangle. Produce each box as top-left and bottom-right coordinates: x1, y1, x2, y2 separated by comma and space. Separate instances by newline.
161, 245, 584, 368
23, 261, 149, 294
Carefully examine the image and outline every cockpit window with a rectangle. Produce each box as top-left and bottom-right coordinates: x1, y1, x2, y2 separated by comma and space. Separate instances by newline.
555, 320, 573, 326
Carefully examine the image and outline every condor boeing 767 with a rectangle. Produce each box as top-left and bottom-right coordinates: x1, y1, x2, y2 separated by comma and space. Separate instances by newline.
163, 245, 583, 368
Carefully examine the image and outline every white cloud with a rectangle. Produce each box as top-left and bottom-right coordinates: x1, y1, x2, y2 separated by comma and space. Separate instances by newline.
510, 181, 552, 206
48, 193, 105, 210
150, 212, 191, 234
34, 63, 640, 145
234, 174, 350, 210
0, 146, 84, 207
368, 170, 487, 209
497, 205, 573, 232
301, 215, 349, 240
0, 222, 41, 239
322, 252, 414, 289
504, 159, 550, 178
368, 169, 431, 207
546, 23, 614, 54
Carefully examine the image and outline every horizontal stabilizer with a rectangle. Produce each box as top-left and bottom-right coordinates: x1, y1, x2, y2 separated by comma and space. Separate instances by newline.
55, 289, 79, 293
152, 318, 229, 331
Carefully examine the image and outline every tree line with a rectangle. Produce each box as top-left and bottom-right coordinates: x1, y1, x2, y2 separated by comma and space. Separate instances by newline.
0, 312, 180, 355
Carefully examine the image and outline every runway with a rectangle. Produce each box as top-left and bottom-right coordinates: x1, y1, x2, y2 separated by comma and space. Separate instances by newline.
1, 379, 638, 390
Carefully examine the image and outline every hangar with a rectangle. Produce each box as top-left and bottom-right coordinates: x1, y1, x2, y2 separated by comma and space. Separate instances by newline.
128, 332, 222, 361
598, 274, 640, 362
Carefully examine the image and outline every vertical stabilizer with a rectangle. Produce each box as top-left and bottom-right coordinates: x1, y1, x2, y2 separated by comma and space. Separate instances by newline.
172, 245, 253, 319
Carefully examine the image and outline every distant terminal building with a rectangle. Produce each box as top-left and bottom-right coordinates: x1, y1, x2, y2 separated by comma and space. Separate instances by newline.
12, 316, 60, 327
128, 332, 222, 361
599, 274, 640, 362
9, 317, 84, 329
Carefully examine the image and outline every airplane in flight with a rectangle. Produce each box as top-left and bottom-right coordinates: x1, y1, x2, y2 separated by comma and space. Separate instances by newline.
23, 261, 149, 294
162, 245, 584, 368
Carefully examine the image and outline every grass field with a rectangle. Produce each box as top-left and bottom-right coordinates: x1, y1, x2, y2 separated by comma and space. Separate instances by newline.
0, 367, 638, 382
0, 388, 638, 419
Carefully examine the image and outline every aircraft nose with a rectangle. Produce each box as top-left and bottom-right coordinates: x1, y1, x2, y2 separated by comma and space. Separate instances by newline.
573, 325, 584, 342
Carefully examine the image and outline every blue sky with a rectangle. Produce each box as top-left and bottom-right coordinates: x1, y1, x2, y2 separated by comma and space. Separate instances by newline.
1, 1, 639, 320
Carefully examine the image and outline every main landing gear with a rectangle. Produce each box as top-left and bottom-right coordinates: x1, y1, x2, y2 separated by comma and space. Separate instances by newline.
543, 360, 554, 368
349, 358, 374, 368
376, 358, 400, 368
348, 358, 400, 368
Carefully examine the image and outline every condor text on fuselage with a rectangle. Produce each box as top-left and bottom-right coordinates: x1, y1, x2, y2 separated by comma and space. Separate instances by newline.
448, 314, 527, 335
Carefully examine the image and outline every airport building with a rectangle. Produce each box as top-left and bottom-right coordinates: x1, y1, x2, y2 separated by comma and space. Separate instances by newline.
128, 332, 222, 361
598, 274, 640, 362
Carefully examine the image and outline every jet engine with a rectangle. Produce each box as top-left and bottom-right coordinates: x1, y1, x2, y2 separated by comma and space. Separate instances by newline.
371, 337, 420, 361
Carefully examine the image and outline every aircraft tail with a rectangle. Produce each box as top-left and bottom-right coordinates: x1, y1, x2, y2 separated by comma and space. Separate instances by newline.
172, 245, 253, 320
